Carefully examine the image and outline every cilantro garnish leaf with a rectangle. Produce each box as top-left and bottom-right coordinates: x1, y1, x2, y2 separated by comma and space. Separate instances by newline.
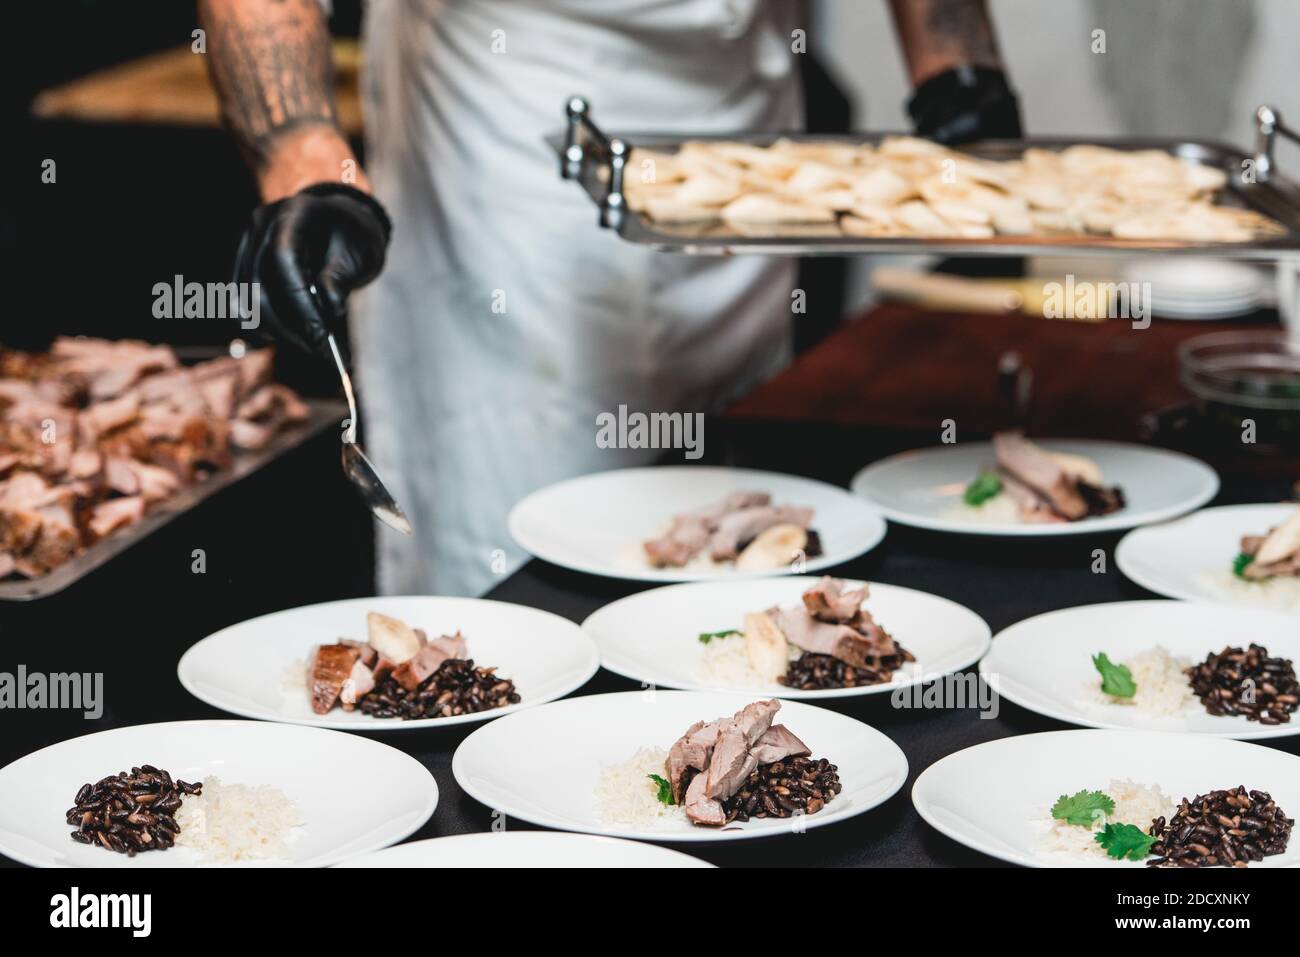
1095, 823, 1157, 861
648, 773, 674, 806
964, 470, 1003, 507
698, 629, 741, 644
1232, 552, 1255, 581
1051, 789, 1116, 827
1093, 653, 1137, 698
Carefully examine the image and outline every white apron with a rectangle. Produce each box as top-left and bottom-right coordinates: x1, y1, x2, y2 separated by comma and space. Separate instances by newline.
354, 0, 802, 596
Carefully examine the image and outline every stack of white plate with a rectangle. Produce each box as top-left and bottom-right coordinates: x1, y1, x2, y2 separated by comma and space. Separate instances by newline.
1123, 258, 1268, 320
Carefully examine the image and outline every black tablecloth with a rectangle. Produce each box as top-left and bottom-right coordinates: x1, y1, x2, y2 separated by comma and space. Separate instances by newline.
3, 419, 1297, 867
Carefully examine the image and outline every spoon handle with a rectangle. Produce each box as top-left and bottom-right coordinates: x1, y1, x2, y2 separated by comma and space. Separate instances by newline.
326, 333, 359, 444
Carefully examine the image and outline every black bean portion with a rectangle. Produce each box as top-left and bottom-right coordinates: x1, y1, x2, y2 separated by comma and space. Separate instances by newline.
1147, 785, 1293, 868
357, 658, 521, 720
719, 756, 842, 823
780, 644, 915, 691
67, 766, 198, 856
1187, 644, 1299, 724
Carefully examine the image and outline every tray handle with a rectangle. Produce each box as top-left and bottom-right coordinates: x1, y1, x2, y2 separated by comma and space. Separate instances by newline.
561, 97, 627, 228
1254, 104, 1300, 183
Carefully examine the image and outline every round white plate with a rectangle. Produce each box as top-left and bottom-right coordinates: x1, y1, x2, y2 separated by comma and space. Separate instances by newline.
1117, 503, 1300, 611
1125, 258, 1267, 320
179, 597, 599, 730
335, 831, 713, 868
0, 720, 437, 868
508, 466, 886, 582
913, 729, 1300, 867
452, 690, 907, 843
1155, 299, 1261, 320
584, 576, 990, 699
851, 439, 1218, 536
980, 600, 1300, 739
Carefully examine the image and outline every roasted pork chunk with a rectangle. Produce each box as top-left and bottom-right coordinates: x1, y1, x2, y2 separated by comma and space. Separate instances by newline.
0, 338, 309, 579
985, 431, 1125, 523
664, 699, 824, 826
1239, 507, 1300, 580
643, 491, 818, 569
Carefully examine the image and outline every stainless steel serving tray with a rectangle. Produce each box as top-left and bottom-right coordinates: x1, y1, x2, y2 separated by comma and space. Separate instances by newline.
0, 397, 346, 601
551, 98, 1300, 261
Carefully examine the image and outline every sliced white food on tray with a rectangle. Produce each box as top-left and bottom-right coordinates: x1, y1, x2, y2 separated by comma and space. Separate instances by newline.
912, 729, 1300, 868
852, 437, 1218, 536
334, 831, 712, 868
585, 575, 989, 699
623, 138, 1285, 243
980, 600, 1300, 739
0, 720, 437, 868
1117, 502, 1300, 609
452, 690, 907, 842
508, 466, 886, 582
178, 596, 599, 730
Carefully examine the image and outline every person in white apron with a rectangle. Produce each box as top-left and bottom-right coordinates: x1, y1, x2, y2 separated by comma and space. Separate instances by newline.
201, 0, 1019, 597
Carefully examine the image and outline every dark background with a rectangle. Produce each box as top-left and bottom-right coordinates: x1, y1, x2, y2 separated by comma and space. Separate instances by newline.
6, 2, 358, 353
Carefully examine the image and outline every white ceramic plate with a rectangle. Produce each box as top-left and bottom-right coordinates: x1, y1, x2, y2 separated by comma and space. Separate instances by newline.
508, 466, 886, 582
452, 690, 907, 843
1117, 503, 1300, 610
0, 720, 437, 868
1124, 258, 1267, 320
851, 440, 1218, 536
584, 577, 989, 699
980, 600, 1300, 739
179, 596, 599, 730
335, 831, 713, 868
1152, 298, 1261, 320
913, 729, 1300, 867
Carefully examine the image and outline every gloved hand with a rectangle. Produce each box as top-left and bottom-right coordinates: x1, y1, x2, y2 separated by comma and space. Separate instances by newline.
234, 182, 392, 357
907, 66, 1022, 145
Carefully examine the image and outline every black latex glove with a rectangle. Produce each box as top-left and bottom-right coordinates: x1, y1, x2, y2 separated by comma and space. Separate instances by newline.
234, 182, 392, 357
907, 66, 1022, 145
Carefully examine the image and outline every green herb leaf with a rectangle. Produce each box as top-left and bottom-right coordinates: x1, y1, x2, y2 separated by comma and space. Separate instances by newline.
1093, 653, 1137, 698
964, 470, 1003, 507
648, 773, 674, 806
698, 629, 742, 645
1051, 789, 1116, 827
1095, 823, 1157, 861
1232, 552, 1255, 581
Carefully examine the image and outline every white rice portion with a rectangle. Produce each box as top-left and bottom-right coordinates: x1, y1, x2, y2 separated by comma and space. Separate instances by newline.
280, 656, 308, 694
941, 492, 1023, 526
593, 747, 684, 828
1082, 645, 1195, 717
1037, 779, 1172, 861
693, 634, 792, 689
175, 776, 303, 863
1199, 570, 1300, 610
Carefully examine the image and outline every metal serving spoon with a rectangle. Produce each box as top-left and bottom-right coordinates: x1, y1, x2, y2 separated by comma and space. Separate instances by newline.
325, 332, 413, 536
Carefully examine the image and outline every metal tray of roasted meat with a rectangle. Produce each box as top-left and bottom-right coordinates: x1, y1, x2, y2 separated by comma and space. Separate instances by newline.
551, 98, 1300, 260
0, 397, 346, 602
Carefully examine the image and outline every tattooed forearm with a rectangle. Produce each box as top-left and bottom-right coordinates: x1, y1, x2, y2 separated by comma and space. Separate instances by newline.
198, 0, 340, 170
888, 0, 1003, 85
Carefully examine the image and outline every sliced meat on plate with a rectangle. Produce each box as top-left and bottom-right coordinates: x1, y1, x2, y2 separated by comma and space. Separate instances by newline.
309, 643, 361, 714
